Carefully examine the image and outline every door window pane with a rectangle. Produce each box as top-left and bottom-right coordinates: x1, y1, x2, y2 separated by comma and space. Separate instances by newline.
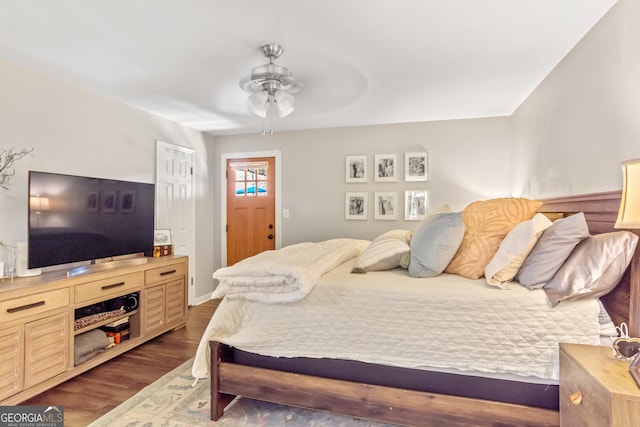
230, 161, 269, 197
257, 182, 267, 196
246, 182, 256, 197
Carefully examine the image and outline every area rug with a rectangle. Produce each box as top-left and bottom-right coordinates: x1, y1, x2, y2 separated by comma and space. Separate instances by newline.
88, 357, 399, 426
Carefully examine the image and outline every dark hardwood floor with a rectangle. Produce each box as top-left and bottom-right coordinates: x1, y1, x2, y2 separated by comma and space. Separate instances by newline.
22, 298, 220, 427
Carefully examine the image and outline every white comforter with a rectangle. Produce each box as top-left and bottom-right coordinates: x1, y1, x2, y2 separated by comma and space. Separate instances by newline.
211, 238, 369, 303
194, 258, 602, 382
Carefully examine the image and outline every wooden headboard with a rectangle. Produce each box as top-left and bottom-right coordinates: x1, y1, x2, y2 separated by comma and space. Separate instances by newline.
538, 190, 640, 337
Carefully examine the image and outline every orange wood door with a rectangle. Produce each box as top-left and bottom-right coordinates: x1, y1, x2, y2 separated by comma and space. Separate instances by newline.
226, 157, 276, 265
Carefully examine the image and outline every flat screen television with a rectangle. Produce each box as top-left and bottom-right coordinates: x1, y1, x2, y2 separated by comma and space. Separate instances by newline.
28, 171, 155, 269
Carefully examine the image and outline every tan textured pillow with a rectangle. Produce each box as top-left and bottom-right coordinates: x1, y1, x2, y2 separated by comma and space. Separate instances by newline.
445, 198, 543, 279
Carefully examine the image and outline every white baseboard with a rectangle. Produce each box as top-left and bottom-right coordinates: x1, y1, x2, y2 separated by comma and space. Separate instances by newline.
192, 293, 215, 306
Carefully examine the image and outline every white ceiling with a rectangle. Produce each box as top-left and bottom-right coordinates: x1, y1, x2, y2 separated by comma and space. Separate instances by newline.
0, 0, 617, 136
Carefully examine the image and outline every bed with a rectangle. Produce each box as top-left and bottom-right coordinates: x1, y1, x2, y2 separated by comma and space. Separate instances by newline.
194, 191, 640, 427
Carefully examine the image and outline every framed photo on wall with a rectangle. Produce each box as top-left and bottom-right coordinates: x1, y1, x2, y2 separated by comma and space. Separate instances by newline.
119, 190, 136, 213
101, 191, 116, 213
374, 154, 397, 182
374, 191, 397, 220
345, 192, 368, 220
87, 191, 99, 212
346, 155, 367, 183
405, 151, 428, 181
405, 190, 428, 220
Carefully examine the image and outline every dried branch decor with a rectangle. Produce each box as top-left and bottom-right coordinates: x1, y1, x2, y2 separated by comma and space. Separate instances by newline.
0, 147, 33, 189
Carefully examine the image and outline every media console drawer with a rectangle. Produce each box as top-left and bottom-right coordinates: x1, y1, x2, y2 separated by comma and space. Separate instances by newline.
0, 288, 69, 323
145, 262, 186, 284
75, 272, 143, 303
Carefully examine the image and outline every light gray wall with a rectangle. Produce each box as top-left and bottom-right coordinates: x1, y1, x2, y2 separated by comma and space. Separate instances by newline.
212, 0, 640, 275
0, 59, 215, 301
512, 0, 640, 198
2, 0, 637, 302
212, 117, 513, 270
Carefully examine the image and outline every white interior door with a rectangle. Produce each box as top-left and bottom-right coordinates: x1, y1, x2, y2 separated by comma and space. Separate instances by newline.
156, 140, 195, 305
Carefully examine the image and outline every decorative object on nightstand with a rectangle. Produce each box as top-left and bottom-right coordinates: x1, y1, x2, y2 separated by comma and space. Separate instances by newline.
0, 241, 16, 282
153, 229, 173, 257
612, 323, 640, 361
630, 352, 640, 389
560, 343, 640, 427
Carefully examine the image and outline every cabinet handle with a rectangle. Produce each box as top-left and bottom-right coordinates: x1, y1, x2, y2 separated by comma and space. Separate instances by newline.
7, 300, 45, 313
570, 391, 583, 405
102, 281, 126, 290
160, 269, 177, 276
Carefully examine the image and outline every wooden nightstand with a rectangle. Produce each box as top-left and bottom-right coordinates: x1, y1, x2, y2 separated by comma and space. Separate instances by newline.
560, 343, 640, 427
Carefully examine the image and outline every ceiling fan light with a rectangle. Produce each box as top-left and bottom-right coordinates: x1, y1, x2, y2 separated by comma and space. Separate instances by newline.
275, 92, 295, 117
248, 91, 268, 118
239, 42, 302, 131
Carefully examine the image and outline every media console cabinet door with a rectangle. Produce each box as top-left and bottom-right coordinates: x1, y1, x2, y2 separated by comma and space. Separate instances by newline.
24, 312, 68, 389
143, 260, 187, 334
0, 325, 24, 401
144, 285, 166, 333
165, 278, 186, 325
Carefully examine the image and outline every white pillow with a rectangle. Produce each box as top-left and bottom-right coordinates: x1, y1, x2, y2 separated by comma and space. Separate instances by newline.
372, 229, 412, 244
484, 213, 552, 288
356, 238, 410, 271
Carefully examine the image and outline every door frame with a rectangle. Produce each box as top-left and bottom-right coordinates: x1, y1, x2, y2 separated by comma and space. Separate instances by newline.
220, 149, 282, 267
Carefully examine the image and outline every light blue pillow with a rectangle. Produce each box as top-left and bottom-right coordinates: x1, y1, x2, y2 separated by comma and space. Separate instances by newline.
408, 212, 465, 278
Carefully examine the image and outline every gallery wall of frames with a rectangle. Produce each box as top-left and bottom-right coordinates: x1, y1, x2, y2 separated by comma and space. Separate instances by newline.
345, 152, 428, 221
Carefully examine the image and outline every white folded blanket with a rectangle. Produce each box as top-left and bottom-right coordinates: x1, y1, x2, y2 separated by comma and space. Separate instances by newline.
211, 238, 369, 303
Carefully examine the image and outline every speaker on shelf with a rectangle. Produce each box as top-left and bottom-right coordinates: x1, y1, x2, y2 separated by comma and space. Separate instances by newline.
124, 293, 139, 311
16, 241, 42, 277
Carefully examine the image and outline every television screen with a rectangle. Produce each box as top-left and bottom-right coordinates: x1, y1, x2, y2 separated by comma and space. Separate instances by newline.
28, 171, 155, 269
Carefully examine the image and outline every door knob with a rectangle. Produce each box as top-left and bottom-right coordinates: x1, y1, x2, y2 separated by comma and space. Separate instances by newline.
268, 234, 274, 239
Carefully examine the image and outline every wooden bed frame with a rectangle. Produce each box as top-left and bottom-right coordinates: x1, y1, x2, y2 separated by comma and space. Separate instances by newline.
209, 190, 639, 427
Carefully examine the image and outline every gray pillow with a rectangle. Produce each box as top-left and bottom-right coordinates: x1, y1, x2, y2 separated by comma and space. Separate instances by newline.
408, 212, 465, 278
516, 212, 589, 289
544, 231, 638, 306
